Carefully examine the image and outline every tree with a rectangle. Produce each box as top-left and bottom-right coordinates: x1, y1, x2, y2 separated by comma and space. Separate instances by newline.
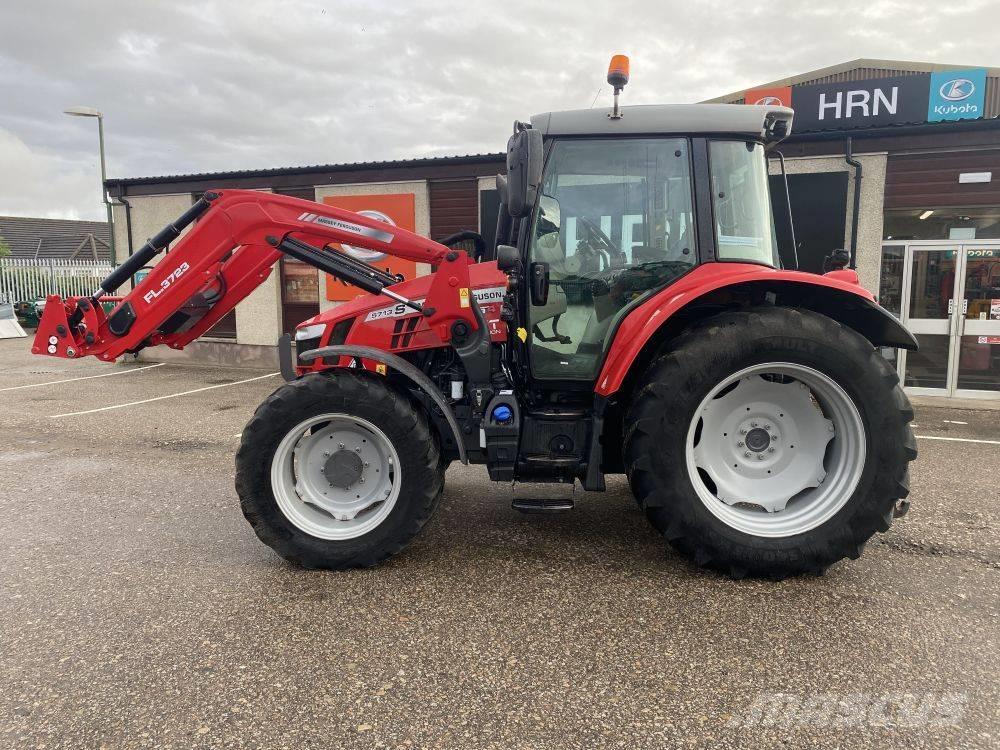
0, 235, 10, 257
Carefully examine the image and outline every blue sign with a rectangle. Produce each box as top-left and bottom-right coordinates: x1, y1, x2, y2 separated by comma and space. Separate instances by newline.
928, 68, 987, 122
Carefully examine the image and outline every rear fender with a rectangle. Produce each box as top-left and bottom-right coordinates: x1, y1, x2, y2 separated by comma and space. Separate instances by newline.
596, 264, 916, 398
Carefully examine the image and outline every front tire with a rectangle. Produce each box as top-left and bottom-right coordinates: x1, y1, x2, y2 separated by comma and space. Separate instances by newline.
624, 307, 916, 579
236, 371, 443, 569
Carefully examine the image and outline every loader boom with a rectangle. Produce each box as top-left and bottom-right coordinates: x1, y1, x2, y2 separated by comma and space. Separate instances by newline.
33, 190, 479, 362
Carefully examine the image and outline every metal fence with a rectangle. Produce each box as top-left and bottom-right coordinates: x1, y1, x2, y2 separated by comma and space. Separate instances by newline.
0, 258, 118, 304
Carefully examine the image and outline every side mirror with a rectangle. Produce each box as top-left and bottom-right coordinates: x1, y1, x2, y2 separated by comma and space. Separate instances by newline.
506, 125, 543, 219
529, 262, 549, 306
823, 248, 851, 272
496, 244, 520, 274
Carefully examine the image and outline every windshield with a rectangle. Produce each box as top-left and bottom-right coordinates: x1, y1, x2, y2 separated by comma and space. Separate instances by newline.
709, 140, 778, 265
527, 138, 696, 380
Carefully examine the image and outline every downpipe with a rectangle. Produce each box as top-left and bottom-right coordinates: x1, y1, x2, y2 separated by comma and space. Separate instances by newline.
844, 137, 862, 271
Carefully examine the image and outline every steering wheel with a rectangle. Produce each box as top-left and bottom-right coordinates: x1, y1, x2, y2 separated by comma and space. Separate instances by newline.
577, 216, 617, 255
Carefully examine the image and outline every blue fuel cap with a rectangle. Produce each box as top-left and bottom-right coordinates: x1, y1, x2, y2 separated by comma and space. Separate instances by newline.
492, 404, 513, 423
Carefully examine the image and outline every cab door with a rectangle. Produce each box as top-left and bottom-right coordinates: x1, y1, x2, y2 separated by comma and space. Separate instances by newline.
524, 137, 698, 381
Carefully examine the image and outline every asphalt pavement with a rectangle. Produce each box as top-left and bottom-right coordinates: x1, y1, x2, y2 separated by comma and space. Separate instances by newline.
0, 338, 997, 749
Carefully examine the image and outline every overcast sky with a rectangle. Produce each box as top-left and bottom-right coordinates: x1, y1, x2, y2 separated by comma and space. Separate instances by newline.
1, 0, 997, 221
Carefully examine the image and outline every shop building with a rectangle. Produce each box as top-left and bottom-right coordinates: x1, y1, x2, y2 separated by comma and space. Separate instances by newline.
709, 58, 1000, 400
107, 58, 1000, 399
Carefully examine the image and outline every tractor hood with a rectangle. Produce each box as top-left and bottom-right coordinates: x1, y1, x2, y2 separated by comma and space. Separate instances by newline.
298, 260, 507, 331
293, 259, 509, 371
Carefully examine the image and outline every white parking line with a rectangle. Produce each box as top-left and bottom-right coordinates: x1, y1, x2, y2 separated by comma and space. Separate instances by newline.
49, 372, 280, 418
0, 363, 165, 392
916, 434, 1000, 446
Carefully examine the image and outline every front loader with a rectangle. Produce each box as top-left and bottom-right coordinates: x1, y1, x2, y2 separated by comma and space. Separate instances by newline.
33, 59, 918, 578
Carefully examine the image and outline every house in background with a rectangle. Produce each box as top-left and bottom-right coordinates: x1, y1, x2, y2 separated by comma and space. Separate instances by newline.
0, 216, 111, 261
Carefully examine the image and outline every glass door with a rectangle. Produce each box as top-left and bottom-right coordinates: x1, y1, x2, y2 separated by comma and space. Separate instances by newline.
955, 247, 1000, 395
901, 246, 959, 394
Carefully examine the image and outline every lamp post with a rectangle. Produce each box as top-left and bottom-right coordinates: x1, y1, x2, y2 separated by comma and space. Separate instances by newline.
63, 106, 115, 261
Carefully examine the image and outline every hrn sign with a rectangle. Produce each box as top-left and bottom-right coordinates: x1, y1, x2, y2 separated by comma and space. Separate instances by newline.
818, 87, 899, 121
791, 74, 931, 131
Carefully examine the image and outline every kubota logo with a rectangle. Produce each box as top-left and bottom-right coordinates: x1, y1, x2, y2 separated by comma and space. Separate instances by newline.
939, 78, 975, 102
754, 96, 784, 106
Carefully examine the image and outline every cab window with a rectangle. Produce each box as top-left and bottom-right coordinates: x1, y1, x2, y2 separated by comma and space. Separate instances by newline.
527, 138, 696, 380
709, 140, 779, 265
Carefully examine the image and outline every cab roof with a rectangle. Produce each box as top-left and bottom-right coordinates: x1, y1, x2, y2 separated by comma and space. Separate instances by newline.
530, 103, 793, 140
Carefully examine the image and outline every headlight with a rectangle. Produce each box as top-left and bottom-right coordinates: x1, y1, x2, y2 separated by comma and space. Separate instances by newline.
295, 323, 326, 341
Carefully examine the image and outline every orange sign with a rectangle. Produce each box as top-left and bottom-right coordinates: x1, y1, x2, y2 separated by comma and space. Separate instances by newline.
744, 86, 792, 108
321, 193, 418, 301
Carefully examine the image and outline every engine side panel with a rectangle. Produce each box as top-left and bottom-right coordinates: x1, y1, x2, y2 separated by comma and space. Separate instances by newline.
298, 261, 508, 373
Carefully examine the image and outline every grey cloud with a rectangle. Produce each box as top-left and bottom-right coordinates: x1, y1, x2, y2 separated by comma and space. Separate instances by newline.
1, 0, 997, 219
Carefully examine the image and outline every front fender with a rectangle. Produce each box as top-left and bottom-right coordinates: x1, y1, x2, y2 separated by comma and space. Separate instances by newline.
595, 263, 916, 397
297, 344, 468, 465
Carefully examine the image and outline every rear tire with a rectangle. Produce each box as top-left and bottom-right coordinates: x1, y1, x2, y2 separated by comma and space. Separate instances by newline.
623, 306, 916, 579
236, 371, 443, 569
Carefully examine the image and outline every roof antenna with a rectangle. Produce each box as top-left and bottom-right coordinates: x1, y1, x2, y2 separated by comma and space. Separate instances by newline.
607, 55, 630, 120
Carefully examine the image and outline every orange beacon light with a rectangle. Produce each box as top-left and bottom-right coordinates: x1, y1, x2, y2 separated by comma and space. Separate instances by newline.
607, 55, 630, 119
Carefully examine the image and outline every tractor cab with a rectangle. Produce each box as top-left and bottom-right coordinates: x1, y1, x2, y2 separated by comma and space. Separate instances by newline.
498, 100, 793, 391
519, 105, 788, 382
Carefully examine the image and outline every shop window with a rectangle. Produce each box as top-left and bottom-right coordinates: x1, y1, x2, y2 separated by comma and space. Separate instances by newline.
905, 334, 950, 389
878, 245, 905, 317
479, 188, 500, 258
206, 310, 237, 339
958, 336, 1000, 391
884, 207, 1000, 241
281, 258, 320, 335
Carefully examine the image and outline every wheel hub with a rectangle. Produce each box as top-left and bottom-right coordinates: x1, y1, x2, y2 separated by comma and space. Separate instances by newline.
743, 426, 771, 453
324, 449, 364, 489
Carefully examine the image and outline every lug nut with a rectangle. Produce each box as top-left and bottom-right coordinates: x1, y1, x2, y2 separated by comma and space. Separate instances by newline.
737, 441, 744, 447
355, 447, 361, 453
339, 443, 345, 449
740, 428, 748, 435
751, 422, 758, 428
768, 447, 775, 453
744, 451, 751, 458
757, 454, 765, 460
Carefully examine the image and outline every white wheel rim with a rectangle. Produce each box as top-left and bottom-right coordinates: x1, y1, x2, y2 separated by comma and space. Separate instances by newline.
685, 363, 866, 538
270, 413, 400, 540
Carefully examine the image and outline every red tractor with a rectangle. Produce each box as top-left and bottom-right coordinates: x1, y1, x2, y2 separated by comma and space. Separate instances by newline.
33, 62, 916, 578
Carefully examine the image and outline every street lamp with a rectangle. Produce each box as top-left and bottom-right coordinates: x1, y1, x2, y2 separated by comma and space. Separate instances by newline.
63, 106, 115, 261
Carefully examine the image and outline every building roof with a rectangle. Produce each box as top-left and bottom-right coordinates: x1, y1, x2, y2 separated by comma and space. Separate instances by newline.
704, 57, 1000, 107
107, 151, 506, 189
531, 103, 792, 139
0, 216, 111, 261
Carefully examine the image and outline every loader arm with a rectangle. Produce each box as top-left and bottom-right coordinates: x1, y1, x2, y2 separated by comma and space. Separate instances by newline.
32, 189, 479, 362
